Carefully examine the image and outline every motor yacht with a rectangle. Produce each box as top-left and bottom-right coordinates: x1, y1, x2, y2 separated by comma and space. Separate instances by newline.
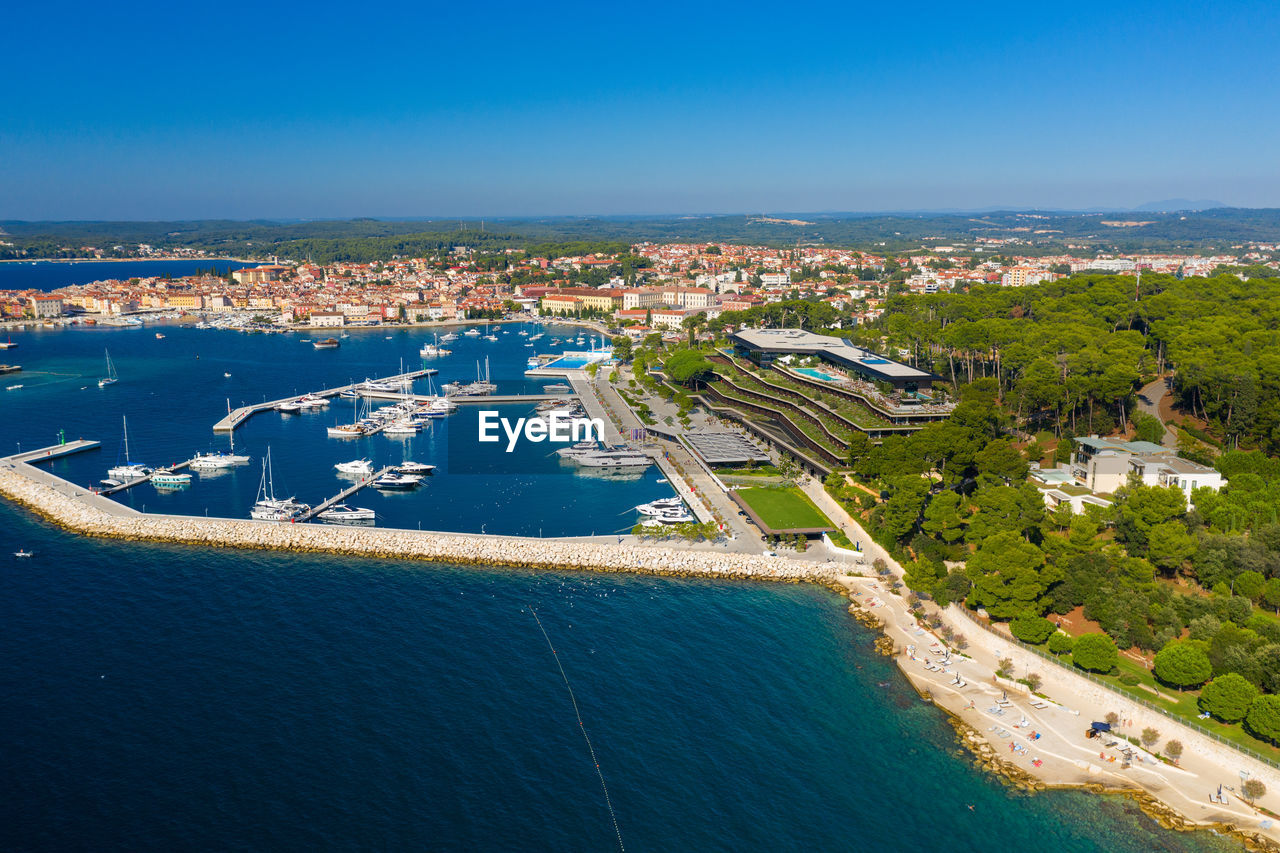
317, 504, 375, 523
152, 468, 192, 488
371, 472, 422, 490
335, 459, 374, 475
395, 462, 435, 475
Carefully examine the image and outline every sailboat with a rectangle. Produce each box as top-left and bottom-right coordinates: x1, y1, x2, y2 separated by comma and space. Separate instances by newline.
420, 333, 451, 357
105, 416, 151, 480
249, 448, 309, 521
98, 349, 119, 387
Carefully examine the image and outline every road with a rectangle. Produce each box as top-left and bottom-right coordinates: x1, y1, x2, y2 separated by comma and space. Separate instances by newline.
1136, 376, 1178, 449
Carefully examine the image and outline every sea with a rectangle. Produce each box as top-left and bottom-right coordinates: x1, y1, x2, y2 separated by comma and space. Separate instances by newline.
0, 321, 1242, 851
0, 259, 257, 292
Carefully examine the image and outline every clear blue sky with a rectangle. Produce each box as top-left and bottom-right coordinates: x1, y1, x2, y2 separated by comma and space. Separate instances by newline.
2, 0, 1278, 219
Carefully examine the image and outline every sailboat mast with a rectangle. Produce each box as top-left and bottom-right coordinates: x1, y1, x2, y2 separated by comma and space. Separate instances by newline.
122, 416, 129, 463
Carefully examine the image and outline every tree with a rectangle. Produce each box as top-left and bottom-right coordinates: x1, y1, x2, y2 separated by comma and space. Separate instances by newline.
1132, 412, 1166, 444
1146, 521, 1197, 572
1140, 727, 1160, 749
1153, 641, 1212, 690
966, 531, 1058, 620
974, 439, 1029, 484
1265, 578, 1280, 613
1047, 632, 1075, 655
1235, 570, 1266, 601
879, 476, 931, 542
1025, 672, 1042, 692
1243, 779, 1267, 802
1072, 633, 1118, 673
611, 335, 632, 362
1010, 612, 1056, 645
922, 491, 966, 543
1164, 739, 1183, 763
664, 350, 714, 386
1198, 672, 1260, 722
1245, 695, 1280, 745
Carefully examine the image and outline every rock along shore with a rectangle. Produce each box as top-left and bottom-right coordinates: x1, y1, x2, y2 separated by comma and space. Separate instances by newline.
0, 466, 834, 584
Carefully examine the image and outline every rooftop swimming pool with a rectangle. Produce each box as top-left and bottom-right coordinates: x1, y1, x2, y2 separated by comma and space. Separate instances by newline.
794, 366, 842, 382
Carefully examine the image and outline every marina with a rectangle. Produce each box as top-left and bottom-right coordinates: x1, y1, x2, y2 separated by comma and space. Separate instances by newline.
298, 466, 396, 522
213, 369, 430, 431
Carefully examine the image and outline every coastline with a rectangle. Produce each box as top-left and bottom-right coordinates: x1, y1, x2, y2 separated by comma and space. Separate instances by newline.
4, 455, 1278, 850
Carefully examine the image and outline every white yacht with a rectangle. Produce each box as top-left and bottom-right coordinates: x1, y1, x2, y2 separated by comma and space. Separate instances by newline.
334, 459, 374, 475
573, 446, 650, 470
395, 461, 435, 475
192, 433, 250, 469
555, 440, 600, 459
317, 504, 376, 523
420, 333, 451, 357
371, 472, 422, 490
440, 331, 459, 342
276, 400, 303, 414
383, 420, 420, 435
463, 328, 481, 337
250, 449, 309, 521
636, 497, 686, 516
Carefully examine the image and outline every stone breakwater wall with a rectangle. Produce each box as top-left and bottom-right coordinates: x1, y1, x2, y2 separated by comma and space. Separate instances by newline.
0, 466, 834, 583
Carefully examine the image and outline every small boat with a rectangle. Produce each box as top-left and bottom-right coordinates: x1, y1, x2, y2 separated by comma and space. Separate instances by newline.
543, 383, 572, 393
152, 468, 193, 488
395, 461, 435, 475
383, 420, 420, 435
275, 401, 302, 414
155, 332, 165, 339
463, 328, 481, 337
313, 338, 340, 349
250, 448, 309, 521
317, 504, 376, 523
327, 424, 365, 438
224, 372, 232, 378
5, 384, 22, 391
13, 550, 32, 558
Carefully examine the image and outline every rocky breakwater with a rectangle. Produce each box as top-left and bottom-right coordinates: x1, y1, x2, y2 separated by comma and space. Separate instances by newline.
0, 466, 835, 582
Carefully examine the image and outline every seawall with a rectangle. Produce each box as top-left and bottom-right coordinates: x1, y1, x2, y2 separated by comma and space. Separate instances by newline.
0, 465, 832, 584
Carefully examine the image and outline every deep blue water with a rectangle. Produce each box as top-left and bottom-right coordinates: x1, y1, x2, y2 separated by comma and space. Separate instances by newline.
0, 259, 256, 292
2, 321, 653, 536
0, 326, 1242, 851
0, 504, 1238, 852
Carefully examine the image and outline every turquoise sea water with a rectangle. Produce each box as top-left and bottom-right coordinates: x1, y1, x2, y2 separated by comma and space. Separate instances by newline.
0, 325, 1243, 851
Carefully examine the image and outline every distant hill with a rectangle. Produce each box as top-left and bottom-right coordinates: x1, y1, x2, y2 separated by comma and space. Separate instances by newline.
1133, 199, 1227, 212
3, 207, 1279, 261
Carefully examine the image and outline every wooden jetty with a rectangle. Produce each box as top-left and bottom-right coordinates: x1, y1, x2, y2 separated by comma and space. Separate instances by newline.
299, 466, 395, 521
213, 370, 429, 432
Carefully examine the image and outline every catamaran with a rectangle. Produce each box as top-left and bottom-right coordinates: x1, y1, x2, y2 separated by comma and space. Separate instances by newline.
105, 416, 151, 481
250, 448, 309, 521
98, 349, 119, 387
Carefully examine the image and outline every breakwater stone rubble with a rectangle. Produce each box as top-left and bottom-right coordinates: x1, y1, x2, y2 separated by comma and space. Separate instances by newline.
0, 466, 835, 582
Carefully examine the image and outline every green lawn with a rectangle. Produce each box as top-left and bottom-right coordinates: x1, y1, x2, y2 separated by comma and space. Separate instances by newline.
736, 486, 835, 531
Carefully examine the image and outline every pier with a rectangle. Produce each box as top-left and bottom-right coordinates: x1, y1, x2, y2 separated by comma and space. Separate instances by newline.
358, 390, 568, 405
213, 370, 429, 432
299, 467, 395, 521
10, 439, 100, 464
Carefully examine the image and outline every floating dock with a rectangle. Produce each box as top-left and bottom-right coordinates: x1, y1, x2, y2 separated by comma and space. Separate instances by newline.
298, 467, 395, 522
213, 370, 429, 432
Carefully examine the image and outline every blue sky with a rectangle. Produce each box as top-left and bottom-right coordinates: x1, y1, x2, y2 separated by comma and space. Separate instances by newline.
2, 0, 1278, 219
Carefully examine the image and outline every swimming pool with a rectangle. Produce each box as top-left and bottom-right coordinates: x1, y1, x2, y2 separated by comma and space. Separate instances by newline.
795, 366, 841, 382
539, 351, 611, 370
